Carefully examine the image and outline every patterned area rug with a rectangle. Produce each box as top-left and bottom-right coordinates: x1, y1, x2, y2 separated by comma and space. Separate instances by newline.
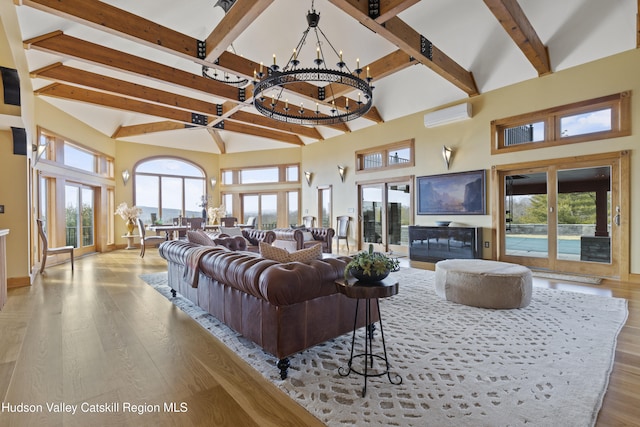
140, 268, 627, 427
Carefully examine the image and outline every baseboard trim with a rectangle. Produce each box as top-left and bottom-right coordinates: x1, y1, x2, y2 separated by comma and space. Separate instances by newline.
8, 276, 31, 288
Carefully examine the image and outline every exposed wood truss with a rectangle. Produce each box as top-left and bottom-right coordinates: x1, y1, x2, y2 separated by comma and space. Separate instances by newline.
16, 0, 581, 148
483, 0, 551, 76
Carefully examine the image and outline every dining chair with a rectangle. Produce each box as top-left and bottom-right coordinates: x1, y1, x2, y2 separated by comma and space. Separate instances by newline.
188, 217, 204, 230
137, 218, 165, 258
335, 215, 350, 254
245, 216, 257, 228
36, 218, 74, 274
220, 217, 237, 227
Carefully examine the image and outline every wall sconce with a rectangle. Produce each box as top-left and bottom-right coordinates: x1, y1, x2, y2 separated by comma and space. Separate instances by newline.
337, 165, 346, 183
304, 171, 313, 186
121, 169, 130, 185
442, 146, 454, 170
210, 178, 217, 189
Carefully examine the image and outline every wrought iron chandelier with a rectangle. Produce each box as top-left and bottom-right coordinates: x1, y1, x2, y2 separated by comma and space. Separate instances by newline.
202, 0, 250, 88
202, 46, 250, 88
253, 1, 374, 126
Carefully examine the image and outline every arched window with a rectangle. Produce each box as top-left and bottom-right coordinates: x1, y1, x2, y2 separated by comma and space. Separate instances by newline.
134, 157, 206, 224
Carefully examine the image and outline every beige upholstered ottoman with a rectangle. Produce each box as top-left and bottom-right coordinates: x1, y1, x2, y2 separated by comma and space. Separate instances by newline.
435, 259, 532, 309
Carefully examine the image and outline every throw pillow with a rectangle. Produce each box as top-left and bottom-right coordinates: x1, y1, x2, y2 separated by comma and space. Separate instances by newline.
301, 231, 315, 241
288, 242, 323, 263
187, 230, 215, 246
259, 241, 323, 263
259, 241, 291, 263
220, 226, 243, 237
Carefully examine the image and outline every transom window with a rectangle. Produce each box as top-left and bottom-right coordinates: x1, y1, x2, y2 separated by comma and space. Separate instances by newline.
356, 139, 414, 172
221, 164, 300, 185
36, 128, 114, 177
492, 91, 630, 154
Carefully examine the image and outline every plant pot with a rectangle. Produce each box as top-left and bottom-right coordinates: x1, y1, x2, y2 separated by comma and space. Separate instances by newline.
349, 267, 389, 284
126, 219, 136, 235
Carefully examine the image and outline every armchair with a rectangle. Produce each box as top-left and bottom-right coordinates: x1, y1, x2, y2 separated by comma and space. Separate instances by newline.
302, 227, 335, 253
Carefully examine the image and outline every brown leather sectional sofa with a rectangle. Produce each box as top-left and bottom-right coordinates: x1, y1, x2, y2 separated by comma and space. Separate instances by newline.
158, 239, 376, 379
272, 227, 335, 253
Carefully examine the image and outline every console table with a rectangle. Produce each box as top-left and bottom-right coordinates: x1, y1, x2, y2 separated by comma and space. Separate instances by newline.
409, 226, 482, 263
335, 276, 402, 397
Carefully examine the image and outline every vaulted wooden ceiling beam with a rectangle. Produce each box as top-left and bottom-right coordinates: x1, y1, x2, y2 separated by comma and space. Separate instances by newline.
329, 0, 478, 96
36, 83, 303, 145
31, 62, 221, 116
19, 2, 373, 124
23, 0, 388, 123
483, 0, 551, 76
204, 0, 274, 63
112, 122, 187, 139
31, 62, 321, 140
206, 128, 227, 154
24, 32, 251, 103
373, 0, 422, 24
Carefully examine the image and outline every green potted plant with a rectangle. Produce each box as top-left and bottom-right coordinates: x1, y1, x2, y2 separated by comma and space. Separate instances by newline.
344, 244, 400, 283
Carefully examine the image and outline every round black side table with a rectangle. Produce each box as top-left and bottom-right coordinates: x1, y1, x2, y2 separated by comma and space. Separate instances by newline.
335, 276, 402, 397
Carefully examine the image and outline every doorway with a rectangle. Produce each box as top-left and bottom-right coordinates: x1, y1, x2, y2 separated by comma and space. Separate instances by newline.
494, 152, 628, 278
65, 183, 96, 256
358, 177, 412, 256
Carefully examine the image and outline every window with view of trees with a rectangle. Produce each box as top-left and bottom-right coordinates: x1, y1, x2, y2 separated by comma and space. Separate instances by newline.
492, 92, 630, 154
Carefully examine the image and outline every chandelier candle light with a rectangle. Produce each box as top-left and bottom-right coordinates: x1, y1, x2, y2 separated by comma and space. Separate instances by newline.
252, 0, 374, 126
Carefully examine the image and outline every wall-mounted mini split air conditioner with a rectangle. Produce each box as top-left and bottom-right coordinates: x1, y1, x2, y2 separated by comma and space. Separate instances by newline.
424, 102, 472, 128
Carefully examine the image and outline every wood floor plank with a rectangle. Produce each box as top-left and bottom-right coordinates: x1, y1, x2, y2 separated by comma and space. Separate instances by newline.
0, 248, 636, 426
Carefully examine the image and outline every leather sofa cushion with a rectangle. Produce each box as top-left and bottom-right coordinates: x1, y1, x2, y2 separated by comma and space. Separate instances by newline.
213, 235, 248, 251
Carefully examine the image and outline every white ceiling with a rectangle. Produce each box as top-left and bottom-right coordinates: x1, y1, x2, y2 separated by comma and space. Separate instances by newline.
12, 0, 637, 153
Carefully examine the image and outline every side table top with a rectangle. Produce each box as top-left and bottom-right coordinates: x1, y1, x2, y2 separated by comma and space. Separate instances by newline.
335, 276, 399, 299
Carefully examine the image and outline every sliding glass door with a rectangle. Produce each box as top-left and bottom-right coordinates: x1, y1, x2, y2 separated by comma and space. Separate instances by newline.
359, 178, 412, 255
497, 154, 624, 277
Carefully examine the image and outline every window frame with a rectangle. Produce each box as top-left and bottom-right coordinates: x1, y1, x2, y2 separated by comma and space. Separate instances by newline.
37, 128, 114, 178
491, 91, 631, 154
355, 139, 415, 173
133, 156, 207, 223
221, 163, 300, 185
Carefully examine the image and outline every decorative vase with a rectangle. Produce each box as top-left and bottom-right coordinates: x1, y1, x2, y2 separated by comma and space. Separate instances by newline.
126, 218, 136, 235
350, 267, 389, 284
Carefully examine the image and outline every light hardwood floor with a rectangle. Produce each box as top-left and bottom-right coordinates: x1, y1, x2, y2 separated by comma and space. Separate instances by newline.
0, 249, 638, 426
